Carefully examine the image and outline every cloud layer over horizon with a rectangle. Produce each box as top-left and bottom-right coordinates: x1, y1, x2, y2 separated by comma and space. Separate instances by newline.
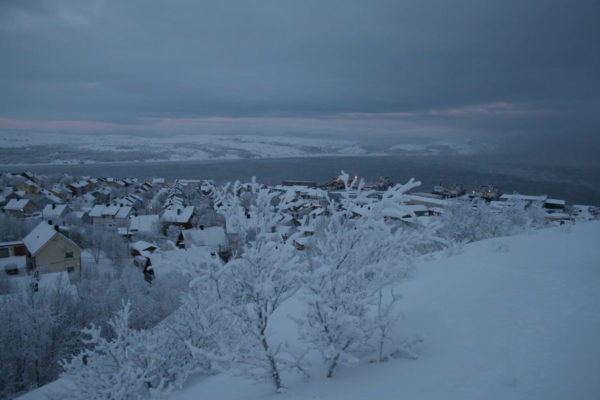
1, 0, 599, 164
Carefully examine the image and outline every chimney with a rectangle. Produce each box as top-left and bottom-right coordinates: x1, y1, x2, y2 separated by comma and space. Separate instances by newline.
52, 203, 56, 209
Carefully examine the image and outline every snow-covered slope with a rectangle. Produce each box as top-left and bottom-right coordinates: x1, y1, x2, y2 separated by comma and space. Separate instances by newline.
18, 222, 600, 400
173, 222, 600, 400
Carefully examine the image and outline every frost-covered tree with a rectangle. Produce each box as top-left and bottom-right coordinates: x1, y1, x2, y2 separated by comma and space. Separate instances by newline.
219, 238, 302, 390
438, 198, 543, 245
61, 302, 173, 399
0, 213, 40, 242
168, 251, 236, 377
297, 213, 411, 378
0, 275, 77, 399
213, 178, 287, 253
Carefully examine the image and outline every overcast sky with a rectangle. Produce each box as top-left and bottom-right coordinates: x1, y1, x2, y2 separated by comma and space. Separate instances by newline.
1, 0, 598, 164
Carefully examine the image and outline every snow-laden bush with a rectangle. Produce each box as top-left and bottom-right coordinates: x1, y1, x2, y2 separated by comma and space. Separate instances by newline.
297, 213, 414, 378
438, 199, 545, 244
61, 302, 176, 399
0, 275, 76, 399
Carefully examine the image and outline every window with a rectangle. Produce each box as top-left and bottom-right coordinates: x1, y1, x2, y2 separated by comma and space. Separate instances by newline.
0, 248, 8, 258
65, 251, 74, 258
13, 245, 26, 256
67, 266, 74, 273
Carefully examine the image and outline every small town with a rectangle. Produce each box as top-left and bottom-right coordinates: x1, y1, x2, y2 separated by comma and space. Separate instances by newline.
2, 170, 597, 291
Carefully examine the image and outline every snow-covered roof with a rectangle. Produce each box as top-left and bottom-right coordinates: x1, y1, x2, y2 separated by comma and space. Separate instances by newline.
115, 206, 132, 219
382, 204, 429, 220
42, 204, 69, 220
3, 198, 30, 211
71, 211, 88, 220
0, 240, 24, 247
131, 240, 157, 253
89, 204, 132, 219
89, 205, 105, 217
545, 198, 566, 206
544, 212, 571, 220
129, 214, 159, 233
407, 194, 448, 207
160, 206, 194, 223
500, 194, 548, 202
182, 226, 227, 249
82, 193, 96, 201
23, 222, 58, 256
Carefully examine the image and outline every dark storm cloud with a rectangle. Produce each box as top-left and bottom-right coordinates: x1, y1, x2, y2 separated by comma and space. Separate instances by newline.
1, 0, 598, 120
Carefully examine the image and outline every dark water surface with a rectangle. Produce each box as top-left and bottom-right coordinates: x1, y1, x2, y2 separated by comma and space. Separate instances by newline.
5, 155, 600, 205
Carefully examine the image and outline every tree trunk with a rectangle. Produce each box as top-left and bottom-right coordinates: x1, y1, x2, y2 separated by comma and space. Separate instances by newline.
327, 353, 340, 378
261, 336, 282, 390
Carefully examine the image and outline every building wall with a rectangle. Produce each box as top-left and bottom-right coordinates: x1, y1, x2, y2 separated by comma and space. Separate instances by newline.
33, 235, 81, 280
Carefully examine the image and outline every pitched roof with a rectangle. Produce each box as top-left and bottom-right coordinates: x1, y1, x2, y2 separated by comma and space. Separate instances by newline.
42, 204, 69, 219
160, 206, 194, 223
89, 204, 132, 218
3, 198, 31, 211
23, 222, 58, 256
182, 226, 227, 248
131, 240, 157, 253
129, 214, 159, 233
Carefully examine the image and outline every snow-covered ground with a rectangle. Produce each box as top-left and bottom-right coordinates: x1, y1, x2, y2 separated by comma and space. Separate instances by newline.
171, 221, 600, 400
18, 221, 600, 400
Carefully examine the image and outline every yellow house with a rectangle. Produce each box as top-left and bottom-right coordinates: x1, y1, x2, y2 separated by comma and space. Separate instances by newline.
17, 180, 39, 195
23, 222, 82, 282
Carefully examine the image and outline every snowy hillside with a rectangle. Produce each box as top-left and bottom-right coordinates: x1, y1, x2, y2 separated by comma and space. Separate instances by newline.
0, 132, 483, 165
169, 221, 600, 400
0, 132, 366, 165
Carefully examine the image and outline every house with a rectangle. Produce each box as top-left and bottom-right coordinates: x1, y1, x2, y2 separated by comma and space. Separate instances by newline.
131, 240, 158, 257
38, 188, 64, 205
178, 226, 227, 253
17, 180, 39, 195
407, 194, 449, 209
128, 214, 159, 235
0, 187, 18, 206
70, 210, 92, 225
49, 184, 73, 201
21, 171, 41, 184
89, 204, 133, 227
22, 221, 82, 281
543, 198, 566, 210
282, 180, 317, 188
90, 189, 111, 205
42, 203, 71, 224
67, 180, 91, 197
3, 198, 38, 218
160, 205, 195, 233
499, 194, 547, 206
